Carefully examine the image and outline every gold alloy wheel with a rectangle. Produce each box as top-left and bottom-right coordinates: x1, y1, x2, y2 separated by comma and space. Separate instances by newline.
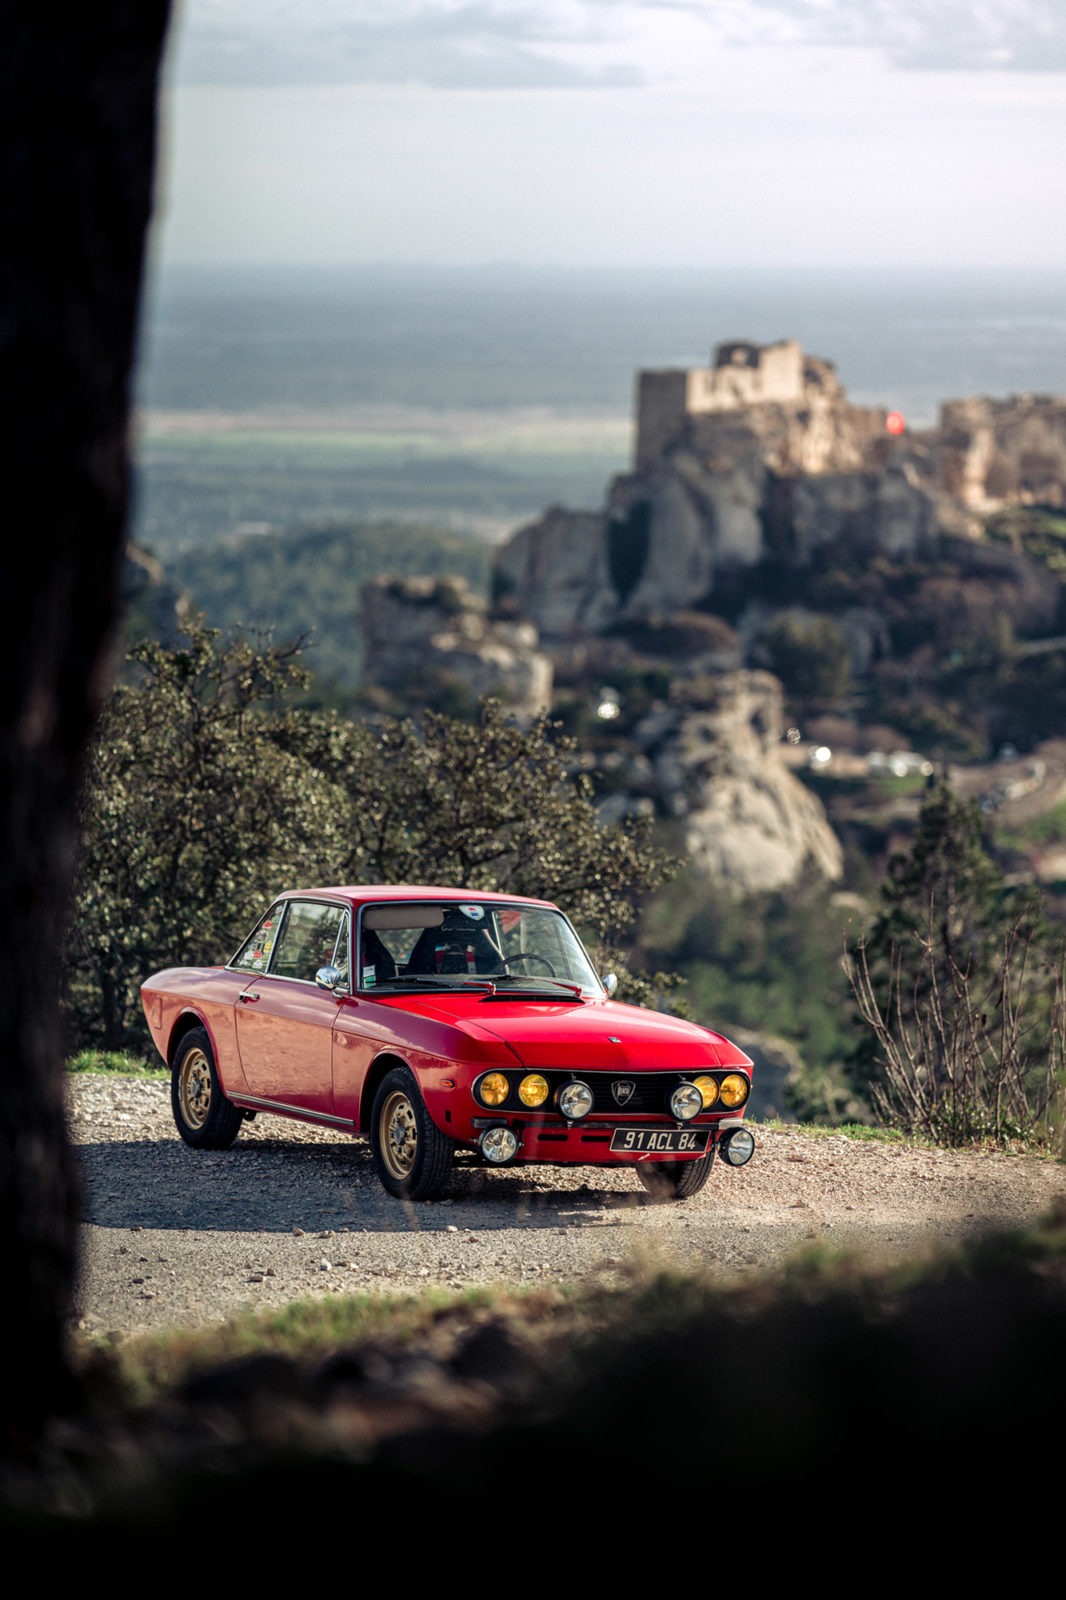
379, 1088, 419, 1180
178, 1046, 213, 1129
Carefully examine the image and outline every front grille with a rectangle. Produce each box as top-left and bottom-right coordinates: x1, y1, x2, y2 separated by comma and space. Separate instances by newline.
474, 1068, 747, 1117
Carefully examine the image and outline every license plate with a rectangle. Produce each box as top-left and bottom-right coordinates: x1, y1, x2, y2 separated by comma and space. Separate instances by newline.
609, 1127, 710, 1154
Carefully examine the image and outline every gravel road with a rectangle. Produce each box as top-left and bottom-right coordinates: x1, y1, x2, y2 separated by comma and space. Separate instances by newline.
71, 1075, 1066, 1339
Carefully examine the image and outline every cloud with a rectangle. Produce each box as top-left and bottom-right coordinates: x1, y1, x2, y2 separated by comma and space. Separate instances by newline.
675, 0, 1066, 73
171, 0, 645, 90
168, 0, 1066, 90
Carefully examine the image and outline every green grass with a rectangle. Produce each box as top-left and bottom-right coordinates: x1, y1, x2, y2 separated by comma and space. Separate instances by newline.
755, 1117, 922, 1145
67, 1050, 165, 1079
83, 1283, 548, 1407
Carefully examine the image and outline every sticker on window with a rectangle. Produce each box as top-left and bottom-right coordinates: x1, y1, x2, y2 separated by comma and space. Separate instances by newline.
458, 904, 484, 920
363, 965, 376, 987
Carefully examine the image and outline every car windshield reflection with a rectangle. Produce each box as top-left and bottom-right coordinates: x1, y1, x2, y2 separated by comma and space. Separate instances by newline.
359, 899, 602, 996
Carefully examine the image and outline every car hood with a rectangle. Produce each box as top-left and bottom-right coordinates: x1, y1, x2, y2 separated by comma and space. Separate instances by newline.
378, 992, 751, 1071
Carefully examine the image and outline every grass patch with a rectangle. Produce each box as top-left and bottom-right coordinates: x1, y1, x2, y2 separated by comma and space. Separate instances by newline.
83, 1284, 552, 1409
67, 1050, 165, 1078
757, 1118, 920, 1145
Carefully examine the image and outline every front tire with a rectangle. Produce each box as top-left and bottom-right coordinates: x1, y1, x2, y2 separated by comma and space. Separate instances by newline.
171, 1027, 242, 1150
635, 1148, 715, 1201
370, 1066, 453, 1200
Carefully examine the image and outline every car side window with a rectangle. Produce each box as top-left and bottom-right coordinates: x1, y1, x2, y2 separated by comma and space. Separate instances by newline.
270, 901, 346, 984
231, 905, 286, 973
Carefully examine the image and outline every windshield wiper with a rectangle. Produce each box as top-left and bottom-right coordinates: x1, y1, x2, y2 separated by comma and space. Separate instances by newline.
479, 976, 585, 999
371, 975, 497, 992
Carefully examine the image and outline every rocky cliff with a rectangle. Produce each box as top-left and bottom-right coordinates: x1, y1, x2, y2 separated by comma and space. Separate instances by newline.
495, 343, 945, 643
630, 672, 843, 893
494, 340, 1063, 645
361, 574, 552, 720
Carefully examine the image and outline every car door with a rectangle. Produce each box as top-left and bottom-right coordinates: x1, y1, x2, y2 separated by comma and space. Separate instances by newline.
233, 899, 348, 1117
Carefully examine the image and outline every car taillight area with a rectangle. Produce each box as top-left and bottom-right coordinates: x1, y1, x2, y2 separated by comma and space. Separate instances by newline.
472, 1067, 751, 1119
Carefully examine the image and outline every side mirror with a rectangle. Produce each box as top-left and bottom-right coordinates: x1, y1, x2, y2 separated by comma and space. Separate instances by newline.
602, 972, 618, 997
315, 965, 344, 991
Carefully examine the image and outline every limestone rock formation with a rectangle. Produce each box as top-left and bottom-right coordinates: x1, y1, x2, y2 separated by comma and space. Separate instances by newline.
361, 574, 553, 719
631, 672, 843, 893
937, 393, 1066, 511
494, 339, 943, 644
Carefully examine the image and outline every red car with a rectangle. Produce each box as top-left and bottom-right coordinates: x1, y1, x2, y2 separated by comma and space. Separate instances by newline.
141, 885, 755, 1201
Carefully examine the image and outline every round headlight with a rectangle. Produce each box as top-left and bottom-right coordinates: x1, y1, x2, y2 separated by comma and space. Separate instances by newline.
719, 1126, 755, 1167
518, 1073, 549, 1108
692, 1074, 719, 1108
557, 1080, 593, 1120
719, 1072, 750, 1109
479, 1071, 510, 1107
479, 1126, 520, 1165
669, 1082, 704, 1121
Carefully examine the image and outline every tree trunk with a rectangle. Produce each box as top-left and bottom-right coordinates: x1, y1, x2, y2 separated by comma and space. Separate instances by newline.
0, 3, 171, 1441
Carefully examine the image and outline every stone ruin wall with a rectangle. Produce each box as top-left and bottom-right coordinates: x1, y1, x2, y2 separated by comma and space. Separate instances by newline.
937, 394, 1066, 510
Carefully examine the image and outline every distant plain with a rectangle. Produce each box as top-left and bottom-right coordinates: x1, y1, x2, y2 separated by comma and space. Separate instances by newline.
133, 264, 1066, 553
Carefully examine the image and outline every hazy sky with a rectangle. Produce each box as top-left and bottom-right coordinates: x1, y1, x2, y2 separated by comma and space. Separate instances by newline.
156, 0, 1066, 268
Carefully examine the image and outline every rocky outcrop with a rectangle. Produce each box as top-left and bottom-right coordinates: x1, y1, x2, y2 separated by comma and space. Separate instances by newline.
938, 393, 1066, 510
494, 341, 946, 644
361, 575, 553, 719
630, 672, 843, 893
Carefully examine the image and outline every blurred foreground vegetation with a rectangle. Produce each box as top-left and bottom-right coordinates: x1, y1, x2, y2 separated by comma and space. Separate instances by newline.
7, 1200, 1065, 1535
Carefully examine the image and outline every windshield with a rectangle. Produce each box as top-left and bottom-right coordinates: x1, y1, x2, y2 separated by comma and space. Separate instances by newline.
358, 900, 602, 996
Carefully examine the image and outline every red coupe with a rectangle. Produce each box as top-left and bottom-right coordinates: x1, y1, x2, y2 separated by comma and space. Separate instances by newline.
141, 885, 756, 1201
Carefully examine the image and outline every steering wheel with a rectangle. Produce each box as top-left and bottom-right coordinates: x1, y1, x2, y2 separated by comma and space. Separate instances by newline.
500, 953, 557, 977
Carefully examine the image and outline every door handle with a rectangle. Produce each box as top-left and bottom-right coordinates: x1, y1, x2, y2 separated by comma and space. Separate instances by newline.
239, 991, 260, 1003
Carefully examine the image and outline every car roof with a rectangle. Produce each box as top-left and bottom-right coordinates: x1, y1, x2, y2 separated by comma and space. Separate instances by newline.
277, 885, 559, 911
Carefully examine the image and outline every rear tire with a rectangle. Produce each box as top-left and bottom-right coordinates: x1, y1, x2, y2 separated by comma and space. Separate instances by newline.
370, 1066, 453, 1201
171, 1027, 242, 1150
635, 1148, 715, 1201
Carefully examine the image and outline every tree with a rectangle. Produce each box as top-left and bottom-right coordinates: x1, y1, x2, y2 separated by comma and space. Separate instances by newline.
756, 612, 852, 704
0, 6, 172, 1439
72, 626, 347, 1047
285, 698, 673, 945
846, 780, 1064, 1144
70, 622, 678, 1050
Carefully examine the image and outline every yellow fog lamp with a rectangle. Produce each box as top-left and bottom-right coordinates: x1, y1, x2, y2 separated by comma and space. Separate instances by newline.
719, 1073, 750, 1109
692, 1074, 719, 1109
479, 1126, 520, 1165
557, 1080, 594, 1120
478, 1072, 511, 1107
668, 1082, 704, 1121
518, 1073, 550, 1108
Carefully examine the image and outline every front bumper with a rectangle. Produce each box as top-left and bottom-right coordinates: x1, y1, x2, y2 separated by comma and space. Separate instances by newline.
470, 1114, 754, 1167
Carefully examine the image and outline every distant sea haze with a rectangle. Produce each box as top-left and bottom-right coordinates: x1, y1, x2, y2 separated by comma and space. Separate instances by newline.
140, 264, 1066, 429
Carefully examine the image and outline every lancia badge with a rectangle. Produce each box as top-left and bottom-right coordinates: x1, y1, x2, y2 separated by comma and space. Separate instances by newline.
611, 1080, 636, 1106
